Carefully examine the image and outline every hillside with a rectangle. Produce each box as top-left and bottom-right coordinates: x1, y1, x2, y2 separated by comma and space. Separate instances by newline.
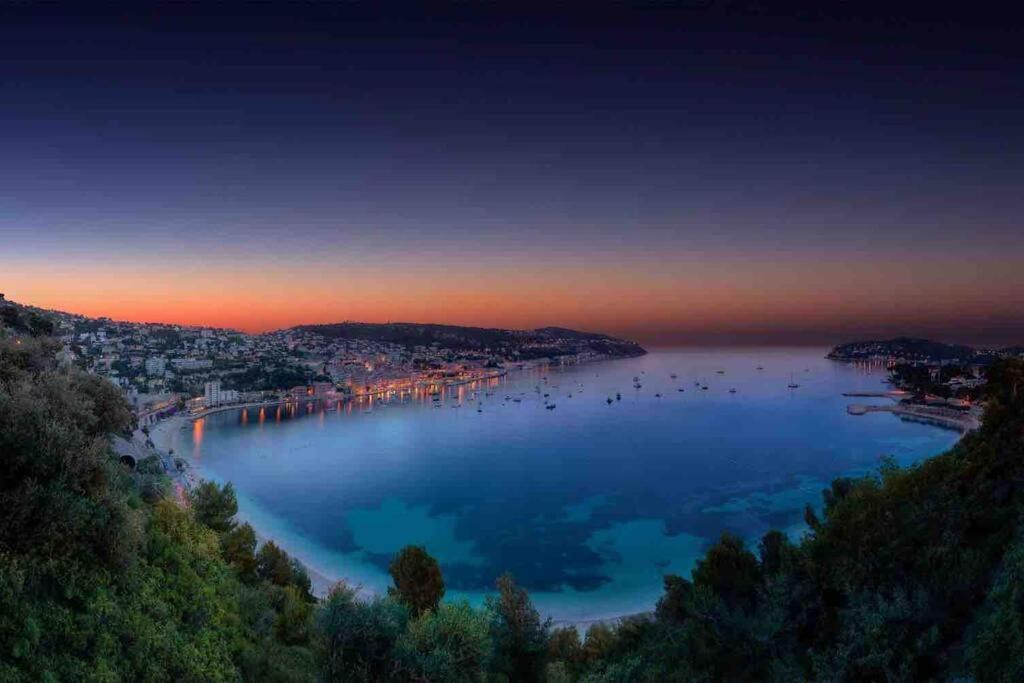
827, 337, 998, 364
292, 321, 647, 360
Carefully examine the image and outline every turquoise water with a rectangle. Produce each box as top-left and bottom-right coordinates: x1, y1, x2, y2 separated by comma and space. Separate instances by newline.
167, 348, 958, 621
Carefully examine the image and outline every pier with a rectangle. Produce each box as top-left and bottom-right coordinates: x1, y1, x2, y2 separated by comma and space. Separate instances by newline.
846, 403, 979, 432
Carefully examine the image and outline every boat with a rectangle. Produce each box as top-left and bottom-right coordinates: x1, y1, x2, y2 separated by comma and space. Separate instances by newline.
701, 385, 709, 390
670, 373, 677, 379
512, 398, 521, 403
546, 404, 556, 410
606, 397, 613, 404
678, 388, 684, 392
756, 366, 764, 371
633, 383, 642, 389
787, 372, 800, 389
655, 393, 662, 398
729, 388, 737, 393
615, 392, 621, 401
716, 370, 725, 374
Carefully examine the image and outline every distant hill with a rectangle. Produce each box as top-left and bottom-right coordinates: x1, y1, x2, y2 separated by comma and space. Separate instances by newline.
291, 322, 646, 360
826, 337, 1010, 364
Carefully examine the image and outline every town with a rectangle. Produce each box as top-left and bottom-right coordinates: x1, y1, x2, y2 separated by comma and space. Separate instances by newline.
827, 337, 1024, 432
0, 294, 645, 422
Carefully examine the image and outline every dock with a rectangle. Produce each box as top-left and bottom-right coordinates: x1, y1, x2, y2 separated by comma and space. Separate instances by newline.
846, 403, 979, 432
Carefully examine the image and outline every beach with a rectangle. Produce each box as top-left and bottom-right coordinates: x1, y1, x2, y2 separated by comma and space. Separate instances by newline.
148, 412, 342, 598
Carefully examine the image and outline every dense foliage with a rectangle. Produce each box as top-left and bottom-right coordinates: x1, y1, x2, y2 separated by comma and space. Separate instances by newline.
293, 322, 646, 359
3, 315, 1024, 681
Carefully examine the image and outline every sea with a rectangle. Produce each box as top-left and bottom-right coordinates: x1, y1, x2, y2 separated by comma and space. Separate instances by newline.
164, 347, 959, 623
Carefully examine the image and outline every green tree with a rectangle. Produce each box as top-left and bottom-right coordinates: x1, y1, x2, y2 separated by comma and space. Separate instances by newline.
222, 521, 258, 582
486, 573, 550, 682
257, 541, 294, 587
189, 480, 238, 533
691, 532, 761, 611
388, 545, 445, 617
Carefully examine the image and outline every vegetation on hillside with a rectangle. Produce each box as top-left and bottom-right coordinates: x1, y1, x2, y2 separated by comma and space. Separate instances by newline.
293, 322, 646, 360
3, 313, 1024, 680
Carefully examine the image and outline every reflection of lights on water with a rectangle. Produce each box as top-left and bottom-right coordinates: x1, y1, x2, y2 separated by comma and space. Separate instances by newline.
192, 419, 204, 456
240, 409, 248, 425
258, 407, 266, 425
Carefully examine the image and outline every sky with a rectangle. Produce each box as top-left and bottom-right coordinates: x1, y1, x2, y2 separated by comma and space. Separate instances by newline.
2, 3, 1023, 346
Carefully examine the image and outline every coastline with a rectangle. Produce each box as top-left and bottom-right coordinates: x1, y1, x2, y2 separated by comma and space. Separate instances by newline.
141, 352, 961, 632
144, 384, 657, 628
148, 411, 348, 600
184, 369, 511, 422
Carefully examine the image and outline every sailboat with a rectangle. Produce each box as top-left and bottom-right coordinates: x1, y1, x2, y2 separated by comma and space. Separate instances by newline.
787, 373, 800, 389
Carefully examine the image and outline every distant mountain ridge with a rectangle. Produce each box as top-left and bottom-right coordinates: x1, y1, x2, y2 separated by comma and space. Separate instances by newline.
291, 321, 646, 360
827, 337, 1023, 364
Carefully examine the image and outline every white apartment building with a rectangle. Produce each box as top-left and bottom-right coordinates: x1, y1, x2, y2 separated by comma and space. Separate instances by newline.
204, 380, 239, 407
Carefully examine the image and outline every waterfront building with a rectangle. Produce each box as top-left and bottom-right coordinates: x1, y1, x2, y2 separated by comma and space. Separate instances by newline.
204, 380, 239, 407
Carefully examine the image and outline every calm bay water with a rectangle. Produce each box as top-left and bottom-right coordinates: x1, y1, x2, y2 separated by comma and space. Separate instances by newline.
167, 348, 958, 621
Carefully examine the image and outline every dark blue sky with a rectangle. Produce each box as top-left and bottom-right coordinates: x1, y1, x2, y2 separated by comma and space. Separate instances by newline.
3, 3, 1023, 344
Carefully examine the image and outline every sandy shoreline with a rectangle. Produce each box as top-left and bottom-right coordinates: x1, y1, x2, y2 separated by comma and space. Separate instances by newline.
147, 413, 342, 598
146, 409, 635, 629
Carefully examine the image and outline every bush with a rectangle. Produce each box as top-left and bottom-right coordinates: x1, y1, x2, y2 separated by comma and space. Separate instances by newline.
317, 583, 409, 682
396, 601, 491, 682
